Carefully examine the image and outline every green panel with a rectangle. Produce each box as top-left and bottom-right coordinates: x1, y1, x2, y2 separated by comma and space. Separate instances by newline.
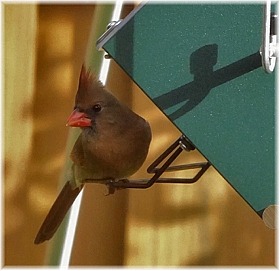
102, 4, 275, 212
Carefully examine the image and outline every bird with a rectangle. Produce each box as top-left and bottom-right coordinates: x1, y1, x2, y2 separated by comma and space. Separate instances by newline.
34, 65, 152, 244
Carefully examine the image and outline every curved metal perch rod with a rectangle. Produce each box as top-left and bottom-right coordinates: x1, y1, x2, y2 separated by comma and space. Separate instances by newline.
86, 135, 211, 194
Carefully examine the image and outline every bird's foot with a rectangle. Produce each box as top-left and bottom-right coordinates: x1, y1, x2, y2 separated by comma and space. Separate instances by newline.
105, 180, 116, 196
104, 179, 129, 196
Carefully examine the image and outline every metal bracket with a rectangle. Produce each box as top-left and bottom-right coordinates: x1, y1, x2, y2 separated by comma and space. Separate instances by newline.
96, 20, 123, 59
96, 2, 147, 52
97, 20, 122, 52
105, 135, 211, 194
260, 0, 278, 73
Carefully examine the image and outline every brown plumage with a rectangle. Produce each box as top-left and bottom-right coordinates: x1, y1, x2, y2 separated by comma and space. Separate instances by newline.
34, 66, 152, 244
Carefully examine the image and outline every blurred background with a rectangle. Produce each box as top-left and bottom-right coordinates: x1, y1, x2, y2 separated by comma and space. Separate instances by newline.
4, 2, 275, 267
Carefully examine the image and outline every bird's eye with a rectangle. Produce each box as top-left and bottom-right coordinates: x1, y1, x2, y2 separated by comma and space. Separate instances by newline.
92, 104, 102, 113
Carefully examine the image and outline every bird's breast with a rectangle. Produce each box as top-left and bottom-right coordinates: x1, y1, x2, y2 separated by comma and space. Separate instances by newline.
81, 126, 151, 180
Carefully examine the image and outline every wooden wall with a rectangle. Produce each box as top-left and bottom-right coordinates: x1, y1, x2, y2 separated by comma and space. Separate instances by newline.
4, 3, 275, 266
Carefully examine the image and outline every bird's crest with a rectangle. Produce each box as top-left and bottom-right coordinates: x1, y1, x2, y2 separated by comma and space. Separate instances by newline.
79, 64, 95, 89
76, 65, 105, 104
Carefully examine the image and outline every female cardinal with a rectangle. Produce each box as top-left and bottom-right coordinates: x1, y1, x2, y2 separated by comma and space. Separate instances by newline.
34, 66, 152, 244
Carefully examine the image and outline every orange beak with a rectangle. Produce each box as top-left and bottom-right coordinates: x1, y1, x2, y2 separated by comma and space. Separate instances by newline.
66, 109, 91, 127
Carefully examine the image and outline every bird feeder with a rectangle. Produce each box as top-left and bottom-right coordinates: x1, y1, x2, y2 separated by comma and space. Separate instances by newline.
97, 2, 277, 228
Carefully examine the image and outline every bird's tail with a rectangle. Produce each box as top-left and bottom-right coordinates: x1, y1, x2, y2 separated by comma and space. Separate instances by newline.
34, 181, 83, 244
